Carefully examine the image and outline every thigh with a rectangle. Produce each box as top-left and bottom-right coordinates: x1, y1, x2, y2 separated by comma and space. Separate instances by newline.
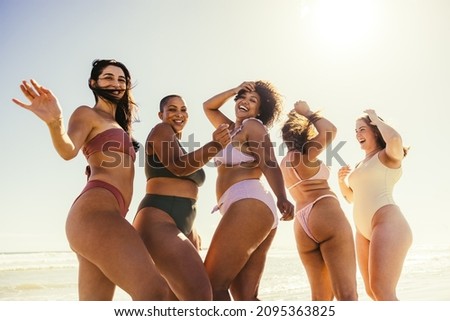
370, 207, 413, 288
355, 232, 370, 288
134, 207, 211, 300
294, 219, 333, 300
67, 198, 165, 300
309, 203, 357, 292
205, 198, 274, 288
77, 254, 115, 300
230, 228, 276, 300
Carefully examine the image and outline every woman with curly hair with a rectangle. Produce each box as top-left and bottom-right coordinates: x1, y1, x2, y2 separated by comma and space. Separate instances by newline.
280, 100, 357, 300
203, 81, 294, 300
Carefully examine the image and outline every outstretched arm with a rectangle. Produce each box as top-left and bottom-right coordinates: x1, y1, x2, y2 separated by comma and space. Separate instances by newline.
149, 123, 231, 176
12, 79, 84, 160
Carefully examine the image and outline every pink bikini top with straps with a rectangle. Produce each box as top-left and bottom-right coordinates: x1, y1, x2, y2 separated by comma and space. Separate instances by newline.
82, 127, 136, 162
214, 118, 265, 166
281, 151, 330, 190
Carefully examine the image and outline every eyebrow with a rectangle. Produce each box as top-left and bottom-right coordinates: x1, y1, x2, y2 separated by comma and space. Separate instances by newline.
101, 72, 126, 80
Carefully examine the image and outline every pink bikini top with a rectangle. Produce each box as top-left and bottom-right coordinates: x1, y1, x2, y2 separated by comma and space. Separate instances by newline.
214, 118, 264, 166
82, 128, 136, 162
281, 152, 330, 190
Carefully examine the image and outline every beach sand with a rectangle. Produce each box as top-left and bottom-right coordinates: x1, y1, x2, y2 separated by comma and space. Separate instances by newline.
1, 244, 449, 301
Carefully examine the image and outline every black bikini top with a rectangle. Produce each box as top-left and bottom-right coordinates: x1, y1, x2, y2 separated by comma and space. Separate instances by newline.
145, 144, 206, 187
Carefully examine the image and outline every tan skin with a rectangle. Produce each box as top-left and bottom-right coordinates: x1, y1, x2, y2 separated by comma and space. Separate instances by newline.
12, 67, 168, 300
281, 101, 357, 301
203, 82, 294, 300
133, 96, 231, 300
338, 109, 413, 300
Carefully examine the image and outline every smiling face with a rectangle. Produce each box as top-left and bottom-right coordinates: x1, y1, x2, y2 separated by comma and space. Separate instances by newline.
355, 118, 378, 152
234, 91, 261, 121
159, 96, 188, 134
92, 65, 127, 99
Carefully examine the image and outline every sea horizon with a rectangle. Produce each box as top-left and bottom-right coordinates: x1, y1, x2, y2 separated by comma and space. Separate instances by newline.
1, 243, 449, 301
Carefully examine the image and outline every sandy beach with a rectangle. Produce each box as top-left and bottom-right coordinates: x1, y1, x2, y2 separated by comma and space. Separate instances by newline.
1, 244, 449, 301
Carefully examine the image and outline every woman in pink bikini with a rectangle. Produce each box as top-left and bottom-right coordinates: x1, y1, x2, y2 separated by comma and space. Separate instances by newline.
338, 109, 412, 300
280, 100, 357, 300
203, 81, 294, 300
12, 59, 168, 300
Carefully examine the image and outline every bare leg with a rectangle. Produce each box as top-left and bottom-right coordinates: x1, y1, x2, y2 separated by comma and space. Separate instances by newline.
66, 189, 168, 301
355, 232, 374, 299
134, 207, 212, 301
309, 199, 358, 300
205, 199, 274, 301
294, 219, 334, 300
230, 228, 276, 300
369, 205, 412, 300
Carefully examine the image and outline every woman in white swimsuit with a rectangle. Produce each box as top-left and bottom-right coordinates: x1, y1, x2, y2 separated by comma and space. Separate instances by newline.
338, 109, 412, 300
280, 100, 357, 300
203, 81, 294, 300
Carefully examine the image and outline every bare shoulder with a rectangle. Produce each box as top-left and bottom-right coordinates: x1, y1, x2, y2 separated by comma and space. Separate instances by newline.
147, 123, 175, 141
70, 105, 95, 121
242, 118, 267, 136
378, 149, 402, 169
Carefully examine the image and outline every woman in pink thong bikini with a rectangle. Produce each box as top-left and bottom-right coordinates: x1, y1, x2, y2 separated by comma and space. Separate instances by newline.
280, 100, 357, 301
12, 59, 168, 300
203, 81, 294, 300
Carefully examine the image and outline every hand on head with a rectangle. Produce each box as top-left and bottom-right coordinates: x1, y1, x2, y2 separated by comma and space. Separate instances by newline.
293, 100, 311, 116
364, 109, 379, 125
234, 81, 255, 94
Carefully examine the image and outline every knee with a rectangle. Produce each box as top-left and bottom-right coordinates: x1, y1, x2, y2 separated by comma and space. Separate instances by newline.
334, 289, 358, 301
334, 282, 358, 301
369, 282, 398, 301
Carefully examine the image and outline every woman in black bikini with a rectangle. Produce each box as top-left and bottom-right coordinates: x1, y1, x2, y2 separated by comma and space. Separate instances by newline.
12, 59, 168, 300
133, 94, 230, 300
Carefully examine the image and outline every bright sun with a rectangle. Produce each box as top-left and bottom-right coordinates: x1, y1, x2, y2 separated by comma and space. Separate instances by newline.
300, 0, 375, 47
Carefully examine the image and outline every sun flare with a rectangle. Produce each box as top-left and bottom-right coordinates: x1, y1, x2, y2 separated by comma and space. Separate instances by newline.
300, 0, 375, 47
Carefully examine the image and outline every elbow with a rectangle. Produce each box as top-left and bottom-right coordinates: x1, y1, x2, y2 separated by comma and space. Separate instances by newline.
328, 124, 337, 138
59, 151, 77, 161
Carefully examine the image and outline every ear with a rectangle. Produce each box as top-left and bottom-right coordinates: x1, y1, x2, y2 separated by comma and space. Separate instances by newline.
158, 111, 163, 120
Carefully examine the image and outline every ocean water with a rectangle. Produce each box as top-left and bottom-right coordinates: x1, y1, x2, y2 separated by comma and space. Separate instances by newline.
1, 244, 449, 301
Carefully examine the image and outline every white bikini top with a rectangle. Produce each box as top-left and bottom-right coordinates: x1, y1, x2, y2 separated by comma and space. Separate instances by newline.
214, 118, 265, 166
281, 151, 330, 190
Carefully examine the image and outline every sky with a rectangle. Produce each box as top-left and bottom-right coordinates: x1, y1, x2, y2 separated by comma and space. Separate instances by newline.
0, 0, 449, 253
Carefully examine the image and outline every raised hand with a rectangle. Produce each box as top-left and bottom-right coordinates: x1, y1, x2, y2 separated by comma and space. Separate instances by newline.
212, 123, 231, 149
12, 79, 62, 124
363, 109, 380, 125
338, 165, 352, 183
293, 100, 311, 116
233, 81, 256, 94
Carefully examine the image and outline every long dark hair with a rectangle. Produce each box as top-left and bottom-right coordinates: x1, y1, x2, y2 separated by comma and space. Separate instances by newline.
88, 59, 138, 136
